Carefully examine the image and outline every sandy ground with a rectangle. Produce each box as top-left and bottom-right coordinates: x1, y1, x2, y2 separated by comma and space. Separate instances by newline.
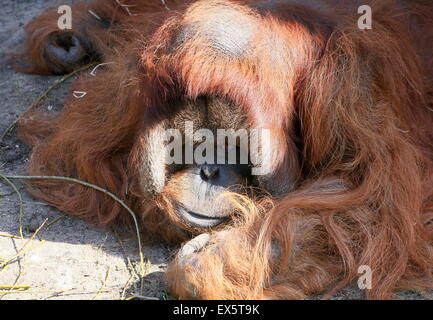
0, 0, 430, 300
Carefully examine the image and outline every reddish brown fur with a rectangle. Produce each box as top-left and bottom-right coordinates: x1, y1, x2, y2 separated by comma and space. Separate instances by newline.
15, 0, 433, 299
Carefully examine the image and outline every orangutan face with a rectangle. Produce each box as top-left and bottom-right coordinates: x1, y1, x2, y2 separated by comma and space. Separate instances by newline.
134, 2, 308, 230
164, 96, 252, 228
139, 94, 294, 229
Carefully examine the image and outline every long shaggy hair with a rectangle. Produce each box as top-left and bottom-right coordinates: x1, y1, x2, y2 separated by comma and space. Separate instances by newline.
16, 0, 433, 299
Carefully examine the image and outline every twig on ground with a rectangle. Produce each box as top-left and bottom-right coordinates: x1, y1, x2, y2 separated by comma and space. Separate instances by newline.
0, 289, 110, 295
0, 199, 50, 206
0, 219, 47, 301
113, 229, 143, 291
0, 62, 97, 142
1, 175, 146, 290
123, 295, 159, 300
0, 219, 47, 269
121, 273, 135, 299
93, 266, 111, 300
0, 187, 25, 198
46, 214, 67, 228
0, 234, 21, 239
0, 285, 30, 290
0, 173, 24, 238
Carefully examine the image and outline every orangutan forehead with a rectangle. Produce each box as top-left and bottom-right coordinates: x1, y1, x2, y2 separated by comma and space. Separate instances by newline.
177, 2, 257, 57
170, 96, 247, 131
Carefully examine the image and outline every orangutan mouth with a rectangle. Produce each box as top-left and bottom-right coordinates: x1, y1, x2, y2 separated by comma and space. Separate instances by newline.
177, 207, 228, 228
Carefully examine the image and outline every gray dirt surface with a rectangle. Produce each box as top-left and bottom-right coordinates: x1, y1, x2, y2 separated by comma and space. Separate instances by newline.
0, 0, 430, 300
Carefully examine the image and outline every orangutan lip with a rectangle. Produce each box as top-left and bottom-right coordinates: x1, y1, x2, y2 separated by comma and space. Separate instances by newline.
177, 207, 227, 228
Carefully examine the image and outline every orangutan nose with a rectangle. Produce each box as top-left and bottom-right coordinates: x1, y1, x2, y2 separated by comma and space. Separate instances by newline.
198, 163, 251, 188
200, 165, 220, 181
